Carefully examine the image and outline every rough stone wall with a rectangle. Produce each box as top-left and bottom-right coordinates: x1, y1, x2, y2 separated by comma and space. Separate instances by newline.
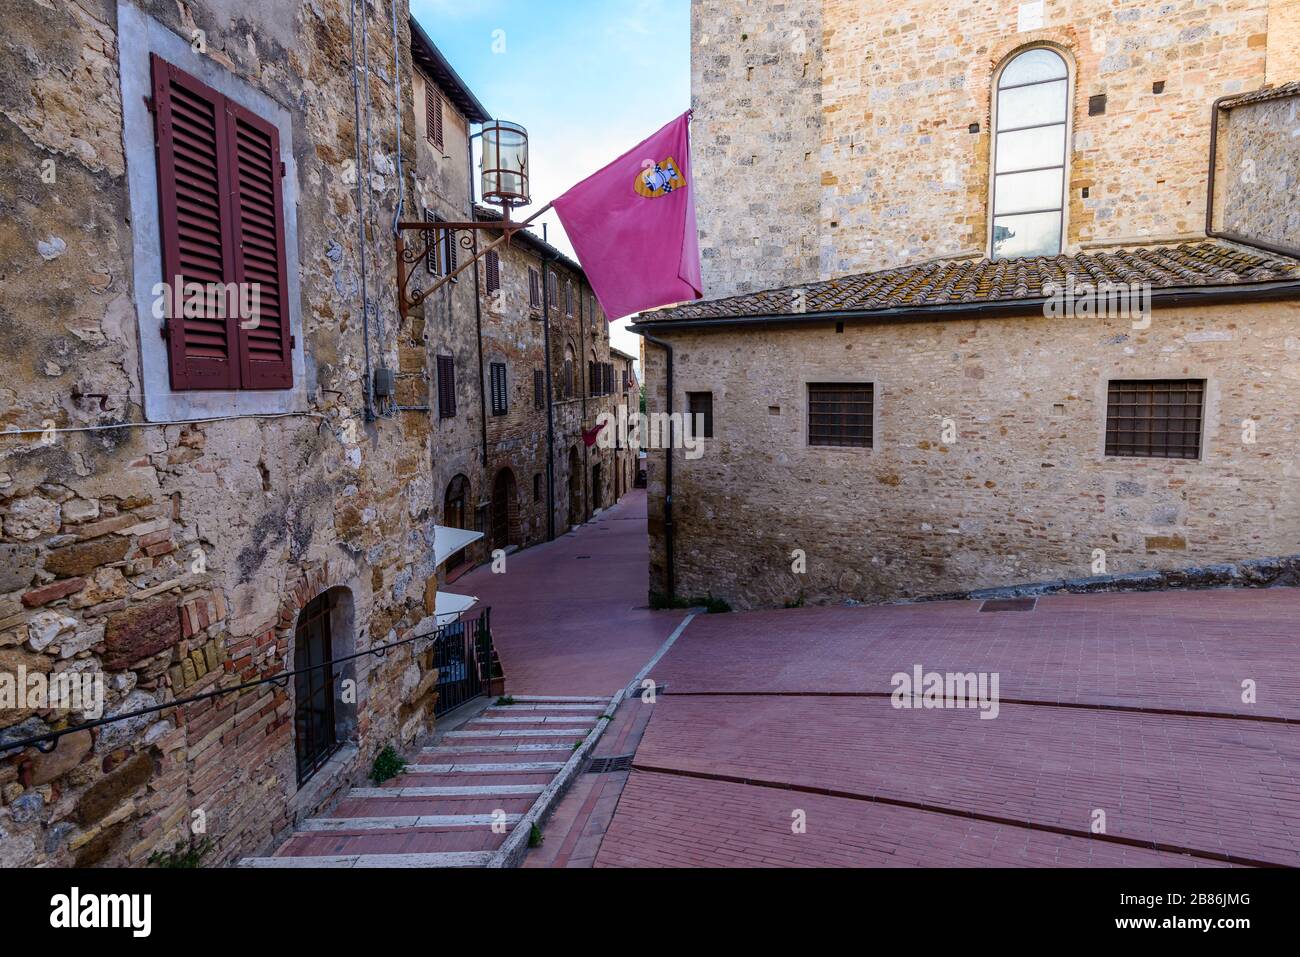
0, 0, 444, 867
644, 299, 1300, 609
1218, 90, 1300, 250
693, 0, 1273, 293
691, 0, 824, 296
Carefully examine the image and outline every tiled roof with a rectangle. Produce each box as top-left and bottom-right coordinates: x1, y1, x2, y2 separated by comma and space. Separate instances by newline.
636, 242, 1300, 325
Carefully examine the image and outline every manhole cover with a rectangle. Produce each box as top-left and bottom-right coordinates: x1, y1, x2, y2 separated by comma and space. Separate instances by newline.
979, 597, 1038, 613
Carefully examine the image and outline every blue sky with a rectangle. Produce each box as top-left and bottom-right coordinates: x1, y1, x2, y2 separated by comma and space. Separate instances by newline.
410, 0, 691, 357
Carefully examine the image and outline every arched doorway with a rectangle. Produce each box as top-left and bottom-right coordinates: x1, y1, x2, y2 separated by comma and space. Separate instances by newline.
293, 592, 335, 785
491, 468, 516, 550
443, 475, 471, 570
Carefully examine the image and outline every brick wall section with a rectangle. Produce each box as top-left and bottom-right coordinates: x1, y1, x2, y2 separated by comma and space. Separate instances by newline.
0, 0, 445, 867
693, 0, 1273, 295
643, 299, 1300, 608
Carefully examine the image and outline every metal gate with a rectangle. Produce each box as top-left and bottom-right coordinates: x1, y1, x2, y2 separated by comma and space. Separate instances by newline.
432, 608, 495, 716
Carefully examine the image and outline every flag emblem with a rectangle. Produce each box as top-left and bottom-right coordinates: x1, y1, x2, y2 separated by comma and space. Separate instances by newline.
635, 157, 686, 199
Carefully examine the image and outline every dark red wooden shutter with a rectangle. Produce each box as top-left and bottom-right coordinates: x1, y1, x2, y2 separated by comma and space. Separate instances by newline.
485, 251, 501, 294
425, 209, 440, 275
437, 355, 456, 418
529, 268, 541, 310
151, 54, 239, 391
228, 100, 292, 390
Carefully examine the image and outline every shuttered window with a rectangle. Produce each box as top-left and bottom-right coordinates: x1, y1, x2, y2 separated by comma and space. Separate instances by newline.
808, 383, 873, 448
565, 280, 574, 317
490, 362, 508, 416
1105, 379, 1204, 459
528, 267, 541, 313
548, 272, 558, 309
485, 250, 501, 295
426, 84, 444, 152
534, 369, 545, 409
436, 355, 456, 418
687, 391, 714, 439
423, 210, 457, 279
151, 54, 292, 392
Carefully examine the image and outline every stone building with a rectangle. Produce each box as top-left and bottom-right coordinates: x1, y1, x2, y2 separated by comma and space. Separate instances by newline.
610, 347, 641, 502
407, 22, 626, 574
0, 0, 456, 868
636, 0, 1300, 609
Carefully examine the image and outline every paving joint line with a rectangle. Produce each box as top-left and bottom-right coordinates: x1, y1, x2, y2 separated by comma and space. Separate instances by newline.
657, 690, 1299, 725
628, 764, 1286, 869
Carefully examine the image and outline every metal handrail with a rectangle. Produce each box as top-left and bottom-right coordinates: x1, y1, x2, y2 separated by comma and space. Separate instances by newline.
0, 609, 492, 757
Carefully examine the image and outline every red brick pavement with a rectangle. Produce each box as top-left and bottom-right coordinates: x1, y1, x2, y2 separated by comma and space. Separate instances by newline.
455, 490, 688, 696
648, 589, 1300, 718
595, 771, 1233, 868
588, 587, 1300, 868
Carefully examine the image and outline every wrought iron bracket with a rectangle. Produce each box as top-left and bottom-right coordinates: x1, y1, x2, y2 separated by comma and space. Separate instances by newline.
395, 202, 553, 323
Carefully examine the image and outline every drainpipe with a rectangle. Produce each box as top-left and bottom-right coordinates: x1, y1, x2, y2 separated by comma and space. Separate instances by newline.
579, 282, 589, 519
640, 333, 675, 600
471, 233, 488, 468
541, 257, 558, 541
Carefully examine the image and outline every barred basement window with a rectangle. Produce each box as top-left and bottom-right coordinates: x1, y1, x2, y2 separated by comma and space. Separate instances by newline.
808, 383, 873, 448
1105, 379, 1205, 459
490, 362, 508, 416
687, 391, 714, 439
294, 592, 338, 786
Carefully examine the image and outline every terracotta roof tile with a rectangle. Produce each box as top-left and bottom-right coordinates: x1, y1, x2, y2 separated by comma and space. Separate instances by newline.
637, 241, 1300, 325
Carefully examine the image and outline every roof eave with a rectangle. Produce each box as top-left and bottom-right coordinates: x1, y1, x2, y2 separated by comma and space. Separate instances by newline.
629, 280, 1300, 333
409, 17, 491, 124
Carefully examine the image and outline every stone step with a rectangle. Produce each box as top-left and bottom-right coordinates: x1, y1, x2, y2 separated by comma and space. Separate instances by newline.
239, 851, 495, 868
471, 716, 601, 725
484, 704, 607, 714
445, 728, 591, 739
405, 761, 567, 774
508, 695, 611, 703
350, 785, 544, 798
421, 743, 575, 755
300, 813, 523, 831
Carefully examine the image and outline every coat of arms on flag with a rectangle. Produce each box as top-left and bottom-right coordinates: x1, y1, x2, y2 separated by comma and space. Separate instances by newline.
552, 112, 703, 320
635, 158, 686, 199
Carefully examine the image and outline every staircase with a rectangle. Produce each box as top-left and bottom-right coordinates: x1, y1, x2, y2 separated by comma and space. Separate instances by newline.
239, 696, 611, 868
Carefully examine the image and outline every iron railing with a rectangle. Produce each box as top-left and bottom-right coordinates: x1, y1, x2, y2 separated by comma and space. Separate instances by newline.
0, 608, 495, 756
432, 608, 496, 716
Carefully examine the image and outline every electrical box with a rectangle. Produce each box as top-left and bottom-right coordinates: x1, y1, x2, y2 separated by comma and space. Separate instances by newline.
373, 367, 395, 399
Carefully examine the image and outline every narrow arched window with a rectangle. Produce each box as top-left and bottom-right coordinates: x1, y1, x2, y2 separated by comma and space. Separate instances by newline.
991, 48, 1069, 259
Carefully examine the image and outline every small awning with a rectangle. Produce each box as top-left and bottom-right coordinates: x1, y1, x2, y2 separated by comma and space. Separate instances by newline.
435, 590, 478, 626
434, 526, 484, 567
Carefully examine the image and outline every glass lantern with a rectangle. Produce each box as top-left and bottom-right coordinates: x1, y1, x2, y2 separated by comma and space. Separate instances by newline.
480, 120, 530, 209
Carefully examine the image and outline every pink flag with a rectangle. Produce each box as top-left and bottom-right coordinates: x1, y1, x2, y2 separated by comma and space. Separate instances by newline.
552, 112, 703, 321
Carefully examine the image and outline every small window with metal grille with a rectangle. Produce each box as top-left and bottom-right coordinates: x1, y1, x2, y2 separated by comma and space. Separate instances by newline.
808, 383, 873, 448
1104, 379, 1204, 459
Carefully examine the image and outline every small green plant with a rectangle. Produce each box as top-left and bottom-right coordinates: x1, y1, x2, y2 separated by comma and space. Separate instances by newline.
495, 695, 516, 706
369, 745, 407, 784
701, 594, 731, 614
528, 823, 544, 848
600, 714, 614, 721
148, 836, 213, 869
572, 741, 583, 751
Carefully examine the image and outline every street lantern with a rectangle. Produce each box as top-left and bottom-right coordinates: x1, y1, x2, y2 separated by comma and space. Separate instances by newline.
480, 119, 530, 210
